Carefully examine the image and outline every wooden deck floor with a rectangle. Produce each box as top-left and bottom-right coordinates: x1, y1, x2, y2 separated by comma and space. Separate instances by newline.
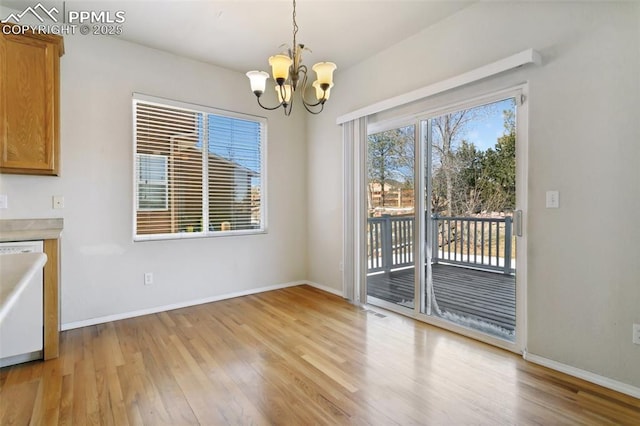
367, 264, 515, 336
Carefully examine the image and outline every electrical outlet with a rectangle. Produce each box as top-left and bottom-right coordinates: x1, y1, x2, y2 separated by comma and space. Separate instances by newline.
144, 272, 153, 286
633, 324, 640, 345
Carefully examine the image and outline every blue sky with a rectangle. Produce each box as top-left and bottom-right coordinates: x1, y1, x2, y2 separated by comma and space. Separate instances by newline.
459, 98, 515, 152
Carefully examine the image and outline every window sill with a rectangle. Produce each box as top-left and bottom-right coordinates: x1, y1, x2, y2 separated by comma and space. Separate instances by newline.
133, 229, 267, 242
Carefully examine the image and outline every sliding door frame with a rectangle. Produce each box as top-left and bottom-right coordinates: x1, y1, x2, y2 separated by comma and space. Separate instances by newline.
360, 84, 528, 354
365, 119, 420, 314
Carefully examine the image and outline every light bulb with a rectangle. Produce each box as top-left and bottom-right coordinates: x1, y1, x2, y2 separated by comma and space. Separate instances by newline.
275, 84, 292, 104
269, 55, 293, 85
313, 81, 333, 101
312, 62, 337, 86
246, 71, 269, 95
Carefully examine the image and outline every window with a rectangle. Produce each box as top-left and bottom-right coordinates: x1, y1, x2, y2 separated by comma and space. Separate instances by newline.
133, 94, 266, 240
136, 154, 168, 211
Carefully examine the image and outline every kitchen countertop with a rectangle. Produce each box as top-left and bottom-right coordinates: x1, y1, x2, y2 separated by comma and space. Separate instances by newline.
0, 252, 48, 323
0, 218, 63, 242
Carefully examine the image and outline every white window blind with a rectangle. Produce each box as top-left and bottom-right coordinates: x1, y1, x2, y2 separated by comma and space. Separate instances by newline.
133, 95, 266, 240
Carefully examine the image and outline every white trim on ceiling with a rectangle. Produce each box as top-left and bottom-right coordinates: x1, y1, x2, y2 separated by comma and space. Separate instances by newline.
336, 48, 541, 125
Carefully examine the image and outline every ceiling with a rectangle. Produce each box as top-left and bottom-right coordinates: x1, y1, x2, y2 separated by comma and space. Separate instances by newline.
2, 1, 473, 73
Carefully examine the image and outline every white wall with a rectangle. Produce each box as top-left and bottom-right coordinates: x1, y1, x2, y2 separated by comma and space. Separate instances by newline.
307, 2, 640, 388
0, 25, 308, 325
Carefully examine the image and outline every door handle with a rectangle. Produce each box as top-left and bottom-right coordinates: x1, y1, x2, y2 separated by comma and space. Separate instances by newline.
514, 210, 523, 237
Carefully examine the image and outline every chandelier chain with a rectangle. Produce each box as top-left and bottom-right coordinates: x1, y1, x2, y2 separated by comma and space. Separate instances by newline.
292, 0, 298, 52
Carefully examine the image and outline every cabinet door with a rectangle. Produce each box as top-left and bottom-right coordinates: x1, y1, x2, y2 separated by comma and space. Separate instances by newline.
0, 34, 59, 175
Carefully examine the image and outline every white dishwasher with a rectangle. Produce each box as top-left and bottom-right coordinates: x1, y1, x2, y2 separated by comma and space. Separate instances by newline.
0, 240, 44, 367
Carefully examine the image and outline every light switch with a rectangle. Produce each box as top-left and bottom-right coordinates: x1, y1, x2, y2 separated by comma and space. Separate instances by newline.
546, 191, 559, 208
0, 194, 7, 209
52, 195, 64, 209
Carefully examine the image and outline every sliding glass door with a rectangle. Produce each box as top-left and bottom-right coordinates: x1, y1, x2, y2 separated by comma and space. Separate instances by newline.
364, 91, 525, 350
424, 98, 518, 342
365, 124, 416, 310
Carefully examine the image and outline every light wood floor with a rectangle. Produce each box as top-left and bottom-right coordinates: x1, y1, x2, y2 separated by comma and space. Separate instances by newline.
1, 285, 639, 425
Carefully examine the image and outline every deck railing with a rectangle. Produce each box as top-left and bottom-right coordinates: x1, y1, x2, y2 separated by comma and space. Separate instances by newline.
367, 216, 414, 273
431, 215, 514, 274
367, 214, 514, 275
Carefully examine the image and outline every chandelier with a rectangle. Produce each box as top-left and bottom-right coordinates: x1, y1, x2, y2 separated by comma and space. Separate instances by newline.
246, 0, 337, 116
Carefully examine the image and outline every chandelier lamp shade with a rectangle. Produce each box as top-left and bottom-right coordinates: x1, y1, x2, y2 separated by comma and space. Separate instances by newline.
246, 0, 336, 116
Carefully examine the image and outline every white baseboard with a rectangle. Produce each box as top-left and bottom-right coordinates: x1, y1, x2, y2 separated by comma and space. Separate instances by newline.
61, 281, 306, 331
524, 352, 640, 399
305, 281, 344, 297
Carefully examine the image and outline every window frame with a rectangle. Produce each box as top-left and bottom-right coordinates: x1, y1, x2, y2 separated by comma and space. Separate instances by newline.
132, 93, 268, 242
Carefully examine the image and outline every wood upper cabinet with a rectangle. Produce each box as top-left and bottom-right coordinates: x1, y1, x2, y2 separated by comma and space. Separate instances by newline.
0, 24, 64, 175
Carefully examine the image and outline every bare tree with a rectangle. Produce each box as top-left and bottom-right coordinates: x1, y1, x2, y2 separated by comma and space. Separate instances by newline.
431, 106, 494, 216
